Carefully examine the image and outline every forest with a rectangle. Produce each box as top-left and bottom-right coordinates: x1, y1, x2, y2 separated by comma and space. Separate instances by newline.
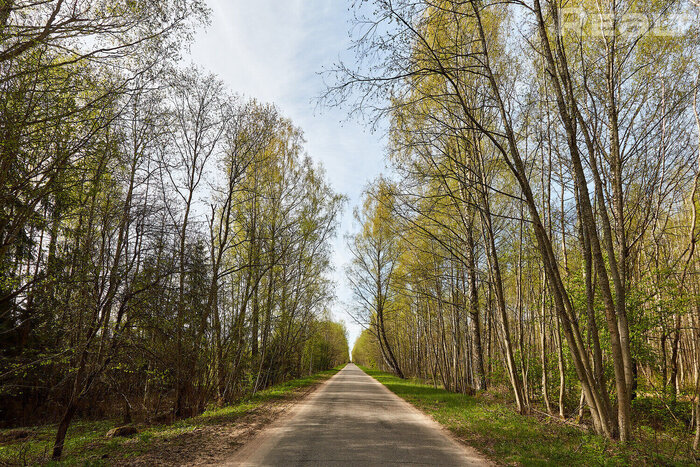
3, 0, 700, 464
342, 0, 700, 452
0, 0, 349, 461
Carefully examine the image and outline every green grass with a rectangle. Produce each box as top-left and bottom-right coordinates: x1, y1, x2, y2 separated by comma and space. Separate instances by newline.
0, 366, 342, 466
361, 367, 697, 466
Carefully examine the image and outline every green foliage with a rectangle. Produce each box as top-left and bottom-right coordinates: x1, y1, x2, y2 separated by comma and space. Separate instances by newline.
0, 367, 342, 465
364, 367, 698, 466
351, 329, 380, 368
303, 320, 350, 373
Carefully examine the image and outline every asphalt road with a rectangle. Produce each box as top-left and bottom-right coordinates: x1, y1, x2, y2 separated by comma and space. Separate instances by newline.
231, 363, 489, 466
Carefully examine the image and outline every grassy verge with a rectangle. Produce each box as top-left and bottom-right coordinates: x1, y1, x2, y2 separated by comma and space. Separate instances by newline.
0, 366, 342, 466
361, 367, 696, 466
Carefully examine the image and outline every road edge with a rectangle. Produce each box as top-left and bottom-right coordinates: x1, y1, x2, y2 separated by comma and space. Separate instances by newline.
359, 366, 495, 466
224, 363, 349, 466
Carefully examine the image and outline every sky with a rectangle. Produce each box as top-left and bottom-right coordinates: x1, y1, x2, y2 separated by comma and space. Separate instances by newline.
189, 0, 386, 352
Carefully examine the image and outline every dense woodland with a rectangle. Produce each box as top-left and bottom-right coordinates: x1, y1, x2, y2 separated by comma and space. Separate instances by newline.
343, 0, 700, 449
4, 0, 700, 462
0, 0, 348, 460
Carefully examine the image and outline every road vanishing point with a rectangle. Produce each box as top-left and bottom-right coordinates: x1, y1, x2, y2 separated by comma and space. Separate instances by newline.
231, 363, 490, 466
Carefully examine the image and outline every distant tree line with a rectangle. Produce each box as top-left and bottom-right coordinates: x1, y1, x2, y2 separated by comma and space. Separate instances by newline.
0, 0, 347, 460
341, 0, 700, 448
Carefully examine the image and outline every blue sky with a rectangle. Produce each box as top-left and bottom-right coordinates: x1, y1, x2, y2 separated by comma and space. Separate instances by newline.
189, 0, 386, 350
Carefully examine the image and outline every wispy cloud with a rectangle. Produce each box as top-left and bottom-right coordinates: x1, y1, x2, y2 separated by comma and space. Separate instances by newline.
189, 0, 387, 348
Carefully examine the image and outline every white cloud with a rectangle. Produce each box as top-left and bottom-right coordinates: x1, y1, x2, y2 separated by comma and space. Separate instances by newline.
189, 0, 387, 350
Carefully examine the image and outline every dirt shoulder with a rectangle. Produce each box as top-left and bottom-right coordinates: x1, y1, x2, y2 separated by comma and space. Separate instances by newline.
116, 383, 323, 466
0, 368, 341, 466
